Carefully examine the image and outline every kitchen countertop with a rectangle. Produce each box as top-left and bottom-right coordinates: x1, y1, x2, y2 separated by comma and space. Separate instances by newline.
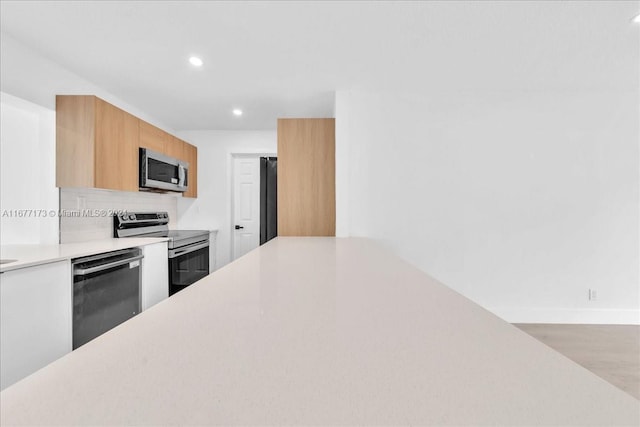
1, 237, 638, 425
0, 238, 170, 273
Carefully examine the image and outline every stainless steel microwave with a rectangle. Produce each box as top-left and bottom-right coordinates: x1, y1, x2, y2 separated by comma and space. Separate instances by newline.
139, 148, 189, 192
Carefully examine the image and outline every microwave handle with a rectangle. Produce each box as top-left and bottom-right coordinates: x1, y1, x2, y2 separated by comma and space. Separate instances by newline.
178, 165, 186, 187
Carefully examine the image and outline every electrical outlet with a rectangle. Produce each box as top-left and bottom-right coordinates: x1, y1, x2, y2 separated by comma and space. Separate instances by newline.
588, 289, 598, 301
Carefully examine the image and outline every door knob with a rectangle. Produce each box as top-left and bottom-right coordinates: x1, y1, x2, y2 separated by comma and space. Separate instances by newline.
235, 225, 244, 230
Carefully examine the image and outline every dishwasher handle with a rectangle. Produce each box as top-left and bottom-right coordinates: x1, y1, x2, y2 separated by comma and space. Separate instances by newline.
74, 254, 144, 276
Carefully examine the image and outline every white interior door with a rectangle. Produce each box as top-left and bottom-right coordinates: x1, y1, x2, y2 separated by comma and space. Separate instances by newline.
232, 156, 260, 260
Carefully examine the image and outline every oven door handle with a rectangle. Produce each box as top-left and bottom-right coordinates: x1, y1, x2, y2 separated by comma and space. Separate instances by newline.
73, 255, 144, 276
168, 241, 209, 259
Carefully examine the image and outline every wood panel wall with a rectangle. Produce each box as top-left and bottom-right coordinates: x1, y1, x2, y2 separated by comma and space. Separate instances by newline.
277, 118, 335, 236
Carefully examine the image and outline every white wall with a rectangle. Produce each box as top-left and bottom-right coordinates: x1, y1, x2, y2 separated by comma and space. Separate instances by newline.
336, 89, 639, 325
0, 33, 175, 135
176, 131, 277, 269
0, 93, 58, 244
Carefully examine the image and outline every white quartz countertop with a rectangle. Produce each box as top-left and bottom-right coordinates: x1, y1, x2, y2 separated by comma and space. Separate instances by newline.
1, 238, 638, 425
0, 238, 170, 272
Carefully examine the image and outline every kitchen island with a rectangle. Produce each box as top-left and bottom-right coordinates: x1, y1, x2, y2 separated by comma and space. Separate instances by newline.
1, 238, 638, 425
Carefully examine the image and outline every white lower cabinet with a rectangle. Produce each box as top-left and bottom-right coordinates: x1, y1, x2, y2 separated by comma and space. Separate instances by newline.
0, 261, 72, 390
141, 241, 168, 311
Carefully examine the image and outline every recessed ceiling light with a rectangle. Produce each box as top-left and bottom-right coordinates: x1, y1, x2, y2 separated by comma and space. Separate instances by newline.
233, 109, 243, 116
633, 13, 640, 24
189, 56, 203, 67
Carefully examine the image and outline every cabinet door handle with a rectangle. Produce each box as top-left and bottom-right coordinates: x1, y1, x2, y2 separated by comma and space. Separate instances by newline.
235, 225, 244, 230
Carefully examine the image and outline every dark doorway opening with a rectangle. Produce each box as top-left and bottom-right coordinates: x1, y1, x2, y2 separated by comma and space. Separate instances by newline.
260, 157, 277, 245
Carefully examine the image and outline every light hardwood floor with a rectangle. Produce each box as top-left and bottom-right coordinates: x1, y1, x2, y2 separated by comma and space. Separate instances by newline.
515, 324, 640, 400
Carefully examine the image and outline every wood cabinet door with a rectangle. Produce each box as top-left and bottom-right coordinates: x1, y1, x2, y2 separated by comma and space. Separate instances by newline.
166, 136, 186, 161
55, 95, 96, 188
94, 100, 139, 191
184, 143, 198, 198
277, 118, 335, 236
139, 120, 169, 153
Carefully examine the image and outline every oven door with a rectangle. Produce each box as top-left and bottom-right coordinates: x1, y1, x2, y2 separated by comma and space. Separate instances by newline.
168, 241, 209, 295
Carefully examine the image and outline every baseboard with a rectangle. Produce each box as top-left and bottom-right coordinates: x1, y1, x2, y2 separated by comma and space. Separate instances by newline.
488, 307, 640, 325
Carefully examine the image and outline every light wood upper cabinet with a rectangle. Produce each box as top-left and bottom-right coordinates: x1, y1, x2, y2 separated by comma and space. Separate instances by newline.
94, 99, 139, 192
277, 118, 335, 236
56, 95, 139, 191
139, 120, 169, 153
57, 95, 198, 197
183, 142, 197, 198
56, 96, 95, 188
165, 136, 185, 161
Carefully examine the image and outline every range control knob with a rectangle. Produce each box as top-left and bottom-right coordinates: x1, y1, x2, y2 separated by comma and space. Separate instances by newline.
128, 214, 136, 221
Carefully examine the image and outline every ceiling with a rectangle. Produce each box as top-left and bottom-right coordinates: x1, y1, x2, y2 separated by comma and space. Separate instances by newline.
1, 1, 638, 130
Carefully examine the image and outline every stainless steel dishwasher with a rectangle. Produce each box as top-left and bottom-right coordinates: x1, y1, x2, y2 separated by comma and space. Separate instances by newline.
72, 248, 143, 349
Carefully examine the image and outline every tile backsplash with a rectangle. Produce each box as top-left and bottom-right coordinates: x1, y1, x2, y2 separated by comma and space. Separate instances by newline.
60, 188, 179, 243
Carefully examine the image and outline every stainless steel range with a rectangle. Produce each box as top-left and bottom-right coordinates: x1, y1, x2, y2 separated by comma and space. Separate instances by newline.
114, 212, 210, 295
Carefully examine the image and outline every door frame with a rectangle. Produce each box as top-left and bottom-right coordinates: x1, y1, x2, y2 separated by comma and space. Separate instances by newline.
229, 152, 276, 262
